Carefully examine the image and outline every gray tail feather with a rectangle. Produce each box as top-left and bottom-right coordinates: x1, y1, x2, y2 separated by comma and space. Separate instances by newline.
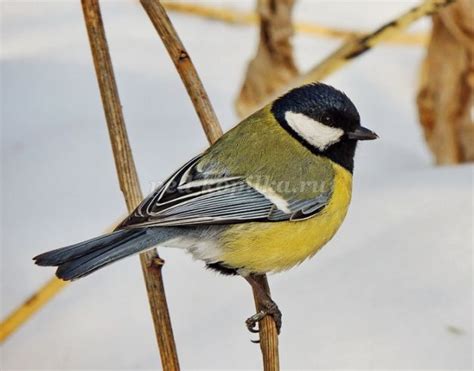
34, 229, 154, 281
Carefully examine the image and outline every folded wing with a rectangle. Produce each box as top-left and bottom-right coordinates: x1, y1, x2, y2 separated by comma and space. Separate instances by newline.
118, 155, 330, 228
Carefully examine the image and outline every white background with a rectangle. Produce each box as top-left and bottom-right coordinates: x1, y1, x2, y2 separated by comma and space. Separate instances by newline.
1, 1, 472, 369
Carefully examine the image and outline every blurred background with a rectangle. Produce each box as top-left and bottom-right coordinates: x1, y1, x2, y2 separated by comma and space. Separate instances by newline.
1, 0, 472, 369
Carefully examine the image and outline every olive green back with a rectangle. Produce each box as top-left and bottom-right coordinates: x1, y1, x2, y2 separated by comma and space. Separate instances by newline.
198, 106, 335, 200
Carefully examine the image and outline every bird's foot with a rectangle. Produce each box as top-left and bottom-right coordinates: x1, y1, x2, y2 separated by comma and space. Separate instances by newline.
245, 299, 282, 335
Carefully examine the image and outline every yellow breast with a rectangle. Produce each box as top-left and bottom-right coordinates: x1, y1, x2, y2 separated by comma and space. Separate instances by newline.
218, 163, 353, 273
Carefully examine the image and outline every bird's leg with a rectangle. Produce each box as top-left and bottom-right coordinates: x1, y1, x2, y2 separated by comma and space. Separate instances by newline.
244, 273, 282, 335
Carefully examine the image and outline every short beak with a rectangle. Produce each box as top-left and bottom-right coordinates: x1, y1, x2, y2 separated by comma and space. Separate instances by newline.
346, 126, 378, 141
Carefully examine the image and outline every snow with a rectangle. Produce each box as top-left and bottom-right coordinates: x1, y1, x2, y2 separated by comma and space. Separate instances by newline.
1, 1, 472, 370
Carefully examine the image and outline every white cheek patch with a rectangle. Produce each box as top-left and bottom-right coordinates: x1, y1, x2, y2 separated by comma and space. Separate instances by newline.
285, 111, 344, 151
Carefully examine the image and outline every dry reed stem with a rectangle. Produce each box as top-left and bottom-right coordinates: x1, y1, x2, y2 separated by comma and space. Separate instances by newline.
162, 1, 428, 45
296, 0, 456, 85
141, 0, 222, 143
81, 1, 180, 369
0, 277, 67, 342
239, 0, 456, 117
0, 213, 125, 344
140, 0, 279, 369
251, 275, 280, 371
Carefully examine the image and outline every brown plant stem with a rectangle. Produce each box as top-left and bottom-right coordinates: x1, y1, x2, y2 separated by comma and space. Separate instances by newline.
296, 0, 456, 86
161, 1, 428, 46
0, 277, 67, 342
81, 1, 179, 369
251, 275, 280, 371
239, 0, 456, 117
0, 214, 126, 343
140, 1, 279, 369
140, 0, 222, 143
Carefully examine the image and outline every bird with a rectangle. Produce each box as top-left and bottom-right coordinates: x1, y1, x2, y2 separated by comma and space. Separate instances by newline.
34, 83, 378, 334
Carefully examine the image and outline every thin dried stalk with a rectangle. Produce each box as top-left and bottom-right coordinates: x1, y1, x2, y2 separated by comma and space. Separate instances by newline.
0, 277, 67, 342
296, 0, 456, 86
251, 275, 280, 371
241, 0, 456, 116
140, 0, 222, 143
162, 1, 428, 46
0, 213, 128, 343
140, 0, 279, 369
81, 1, 179, 369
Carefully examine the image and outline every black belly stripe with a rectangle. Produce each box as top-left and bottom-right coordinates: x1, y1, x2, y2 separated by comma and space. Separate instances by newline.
206, 261, 239, 276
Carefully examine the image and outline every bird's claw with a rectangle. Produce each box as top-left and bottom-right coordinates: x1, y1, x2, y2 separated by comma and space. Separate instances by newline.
246, 310, 266, 333
245, 301, 282, 341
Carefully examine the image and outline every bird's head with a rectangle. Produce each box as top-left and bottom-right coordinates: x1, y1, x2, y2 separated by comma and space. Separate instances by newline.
271, 83, 378, 172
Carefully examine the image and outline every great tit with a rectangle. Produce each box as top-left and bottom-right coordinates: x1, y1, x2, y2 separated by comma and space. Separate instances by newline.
34, 83, 377, 333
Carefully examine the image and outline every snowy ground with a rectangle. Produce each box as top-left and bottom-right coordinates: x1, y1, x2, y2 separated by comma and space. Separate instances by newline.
1, 1, 472, 370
